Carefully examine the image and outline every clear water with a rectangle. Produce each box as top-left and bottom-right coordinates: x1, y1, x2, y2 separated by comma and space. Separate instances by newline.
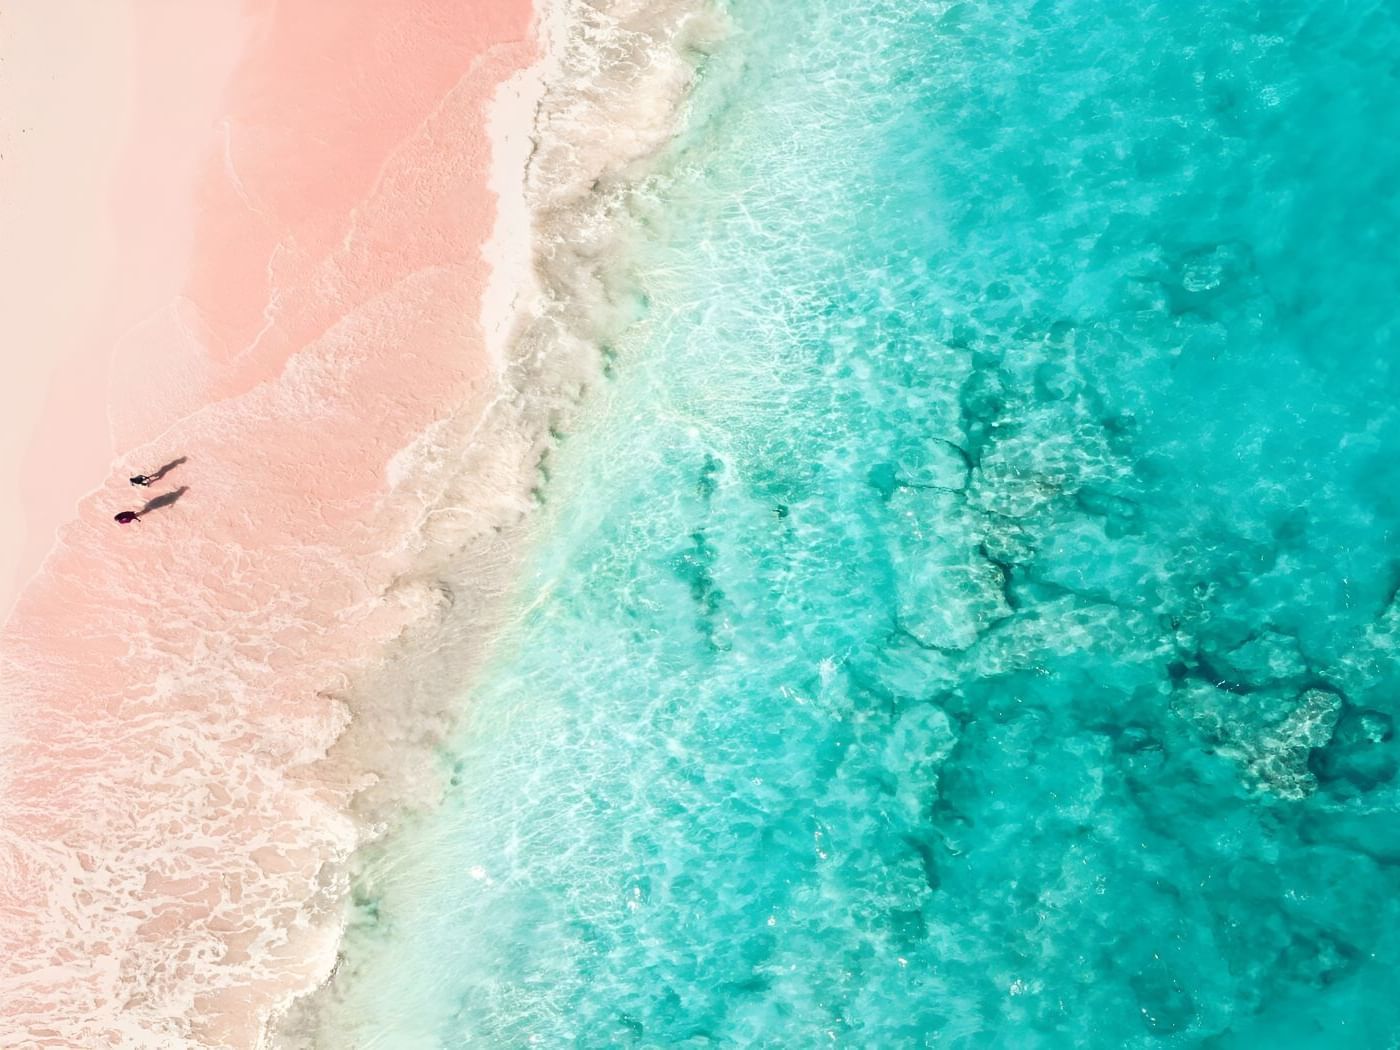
326, 0, 1400, 1045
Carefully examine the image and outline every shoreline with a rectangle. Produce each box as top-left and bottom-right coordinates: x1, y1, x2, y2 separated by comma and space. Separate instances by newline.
277, 0, 728, 1041
0, 0, 725, 1043
276, 0, 731, 1042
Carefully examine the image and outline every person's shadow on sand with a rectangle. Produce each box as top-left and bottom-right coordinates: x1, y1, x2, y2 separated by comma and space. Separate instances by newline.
147, 457, 187, 484
139, 486, 189, 515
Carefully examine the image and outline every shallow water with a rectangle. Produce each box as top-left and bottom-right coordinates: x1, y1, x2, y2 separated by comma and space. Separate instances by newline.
321, 0, 1400, 1044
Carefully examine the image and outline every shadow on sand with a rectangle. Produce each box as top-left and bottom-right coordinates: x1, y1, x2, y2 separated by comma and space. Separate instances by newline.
140, 486, 189, 515
147, 456, 188, 484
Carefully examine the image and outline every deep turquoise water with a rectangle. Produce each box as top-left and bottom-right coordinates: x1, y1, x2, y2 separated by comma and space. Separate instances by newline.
326, 1, 1400, 1045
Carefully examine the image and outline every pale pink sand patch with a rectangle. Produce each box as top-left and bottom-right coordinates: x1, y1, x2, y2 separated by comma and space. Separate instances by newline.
0, 1, 250, 620
0, 1, 128, 615
0, 1, 536, 1045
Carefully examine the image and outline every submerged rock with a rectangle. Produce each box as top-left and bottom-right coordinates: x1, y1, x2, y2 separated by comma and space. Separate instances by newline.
1213, 628, 1309, 690
887, 488, 1013, 651
1309, 707, 1398, 794
1178, 683, 1342, 799
896, 439, 971, 491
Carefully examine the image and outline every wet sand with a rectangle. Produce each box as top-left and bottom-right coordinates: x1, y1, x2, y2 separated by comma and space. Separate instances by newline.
0, 1, 535, 1044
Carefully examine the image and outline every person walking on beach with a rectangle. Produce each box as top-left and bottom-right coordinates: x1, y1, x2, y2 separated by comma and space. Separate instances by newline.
114, 511, 141, 525
129, 457, 187, 487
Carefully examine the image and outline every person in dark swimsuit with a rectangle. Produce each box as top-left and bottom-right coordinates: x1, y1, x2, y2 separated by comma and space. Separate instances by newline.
129, 475, 152, 487
114, 511, 141, 525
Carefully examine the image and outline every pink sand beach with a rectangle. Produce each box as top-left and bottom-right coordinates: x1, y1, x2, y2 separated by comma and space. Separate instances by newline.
0, 1, 535, 1043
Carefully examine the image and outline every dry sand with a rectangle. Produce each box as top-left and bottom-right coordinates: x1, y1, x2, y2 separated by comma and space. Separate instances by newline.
0, 0, 133, 616
0, 1, 249, 621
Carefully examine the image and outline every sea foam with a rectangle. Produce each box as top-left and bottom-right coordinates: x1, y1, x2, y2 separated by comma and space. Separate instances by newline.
269, 0, 725, 1044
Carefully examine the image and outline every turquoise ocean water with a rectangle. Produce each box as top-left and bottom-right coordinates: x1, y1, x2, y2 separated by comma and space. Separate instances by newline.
326, 1, 1400, 1045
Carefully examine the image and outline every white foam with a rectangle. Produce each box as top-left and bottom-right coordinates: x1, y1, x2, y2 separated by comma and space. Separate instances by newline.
480, 40, 550, 372
271, 0, 727, 1044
